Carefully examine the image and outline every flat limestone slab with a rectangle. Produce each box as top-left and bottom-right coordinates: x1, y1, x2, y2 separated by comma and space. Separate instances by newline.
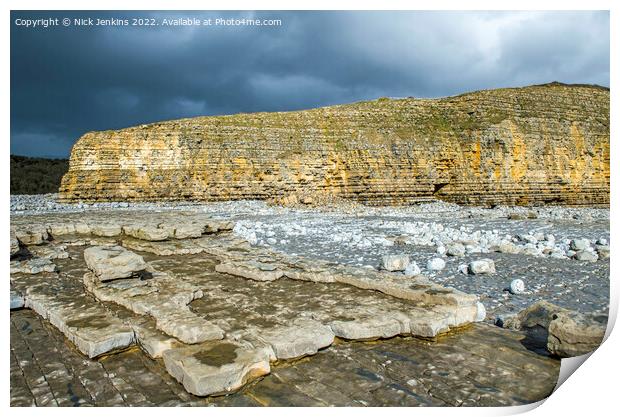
129, 316, 181, 359
10, 272, 135, 358
162, 341, 271, 396
10, 308, 562, 407
123, 224, 170, 241
122, 237, 204, 256
329, 315, 408, 340
83, 271, 224, 344
28, 243, 69, 260
10, 211, 236, 245
215, 261, 284, 281
84, 245, 149, 282
258, 320, 335, 360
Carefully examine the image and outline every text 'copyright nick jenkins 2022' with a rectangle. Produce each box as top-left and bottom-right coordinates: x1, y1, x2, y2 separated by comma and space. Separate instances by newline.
13, 16, 283, 29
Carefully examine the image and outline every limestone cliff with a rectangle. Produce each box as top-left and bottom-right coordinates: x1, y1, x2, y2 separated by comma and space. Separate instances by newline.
59, 82, 610, 206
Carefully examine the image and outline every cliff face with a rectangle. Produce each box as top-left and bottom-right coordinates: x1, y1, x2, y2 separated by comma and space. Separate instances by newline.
59, 83, 610, 206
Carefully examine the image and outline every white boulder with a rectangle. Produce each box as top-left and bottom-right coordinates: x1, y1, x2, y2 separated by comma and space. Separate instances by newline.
468, 259, 496, 275
426, 257, 446, 271
403, 262, 421, 277
382, 254, 410, 272
509, 279, 525, 294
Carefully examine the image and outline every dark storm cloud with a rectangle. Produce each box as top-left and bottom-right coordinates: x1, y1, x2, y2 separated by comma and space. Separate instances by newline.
10, 10, 610, 158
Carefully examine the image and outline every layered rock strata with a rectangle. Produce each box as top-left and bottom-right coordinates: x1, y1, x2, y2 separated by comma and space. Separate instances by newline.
59, 83, 609, 206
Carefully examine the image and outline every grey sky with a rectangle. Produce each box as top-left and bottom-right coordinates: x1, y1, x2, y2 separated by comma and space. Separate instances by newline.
10, 10, 610, 158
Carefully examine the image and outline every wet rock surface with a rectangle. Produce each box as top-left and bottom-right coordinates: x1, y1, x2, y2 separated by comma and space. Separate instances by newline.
9, 200, 608, 405
11, 308, 559, 406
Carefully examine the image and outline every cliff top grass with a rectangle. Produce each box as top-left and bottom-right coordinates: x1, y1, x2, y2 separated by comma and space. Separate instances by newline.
84, 82, 609, 139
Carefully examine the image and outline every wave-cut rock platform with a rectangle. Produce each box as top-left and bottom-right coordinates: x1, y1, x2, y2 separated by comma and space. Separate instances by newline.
10, 202, 609, 406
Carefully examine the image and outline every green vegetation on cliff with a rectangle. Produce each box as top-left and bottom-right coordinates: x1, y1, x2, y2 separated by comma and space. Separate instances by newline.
10, 155, 69, 195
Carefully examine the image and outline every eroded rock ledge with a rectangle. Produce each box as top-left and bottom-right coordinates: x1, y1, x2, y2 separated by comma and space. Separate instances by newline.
59, 83, 609, 206
11, 211, 484, 396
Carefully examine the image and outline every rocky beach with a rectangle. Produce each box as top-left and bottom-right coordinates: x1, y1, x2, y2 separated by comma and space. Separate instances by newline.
9, 82, 610, 407
10, 193, 609, 406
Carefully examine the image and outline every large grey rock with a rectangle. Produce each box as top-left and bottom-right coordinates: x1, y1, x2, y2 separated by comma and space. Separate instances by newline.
573, 250, 598, 262
29, 244, 69, 260
157, 313, 224, 344
171, 223, 204, 239
122, 237, 205, 256
382, 254, 410, 271
283, 266, 337, 283
204, 220, 235, 234
74, 222, 92, 235
468, 259, 496, 275
130, 317, 180, 359
333, 266, 478, 312
570, 238, 590, 251
47, 222, 77, 236
56, 313, 136, 358
446, 243, 466, 257
406, 309, 453, 338
162, 341, 271, 396
506, 301, 606, 358
547, 311, 607, 357
83, 271, 223, 345
259, 320, 334, 359
83, 245, 149, 282
497, 241, 520, 254
510, 301, 562, 329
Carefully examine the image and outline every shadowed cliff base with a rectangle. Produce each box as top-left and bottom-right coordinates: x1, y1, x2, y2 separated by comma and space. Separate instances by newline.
58, 82, 609, 207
